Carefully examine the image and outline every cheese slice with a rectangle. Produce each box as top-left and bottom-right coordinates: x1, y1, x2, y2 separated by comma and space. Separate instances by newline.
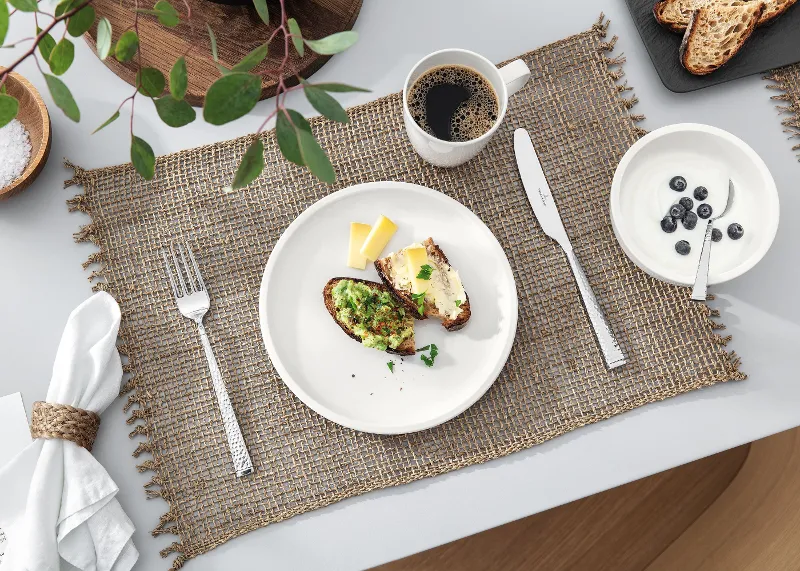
405, 246, 429, 294
359, 215, 398, 261
347, 222, 372, 269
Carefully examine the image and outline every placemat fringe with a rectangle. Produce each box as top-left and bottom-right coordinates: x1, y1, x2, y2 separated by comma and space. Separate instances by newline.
764, 67, 800, 158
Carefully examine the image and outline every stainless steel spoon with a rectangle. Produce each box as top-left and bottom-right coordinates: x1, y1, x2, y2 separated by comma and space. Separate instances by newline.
691, 180, 735, 301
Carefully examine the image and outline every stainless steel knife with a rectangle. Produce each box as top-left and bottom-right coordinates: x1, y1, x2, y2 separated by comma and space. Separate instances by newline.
514, 128, 627, 369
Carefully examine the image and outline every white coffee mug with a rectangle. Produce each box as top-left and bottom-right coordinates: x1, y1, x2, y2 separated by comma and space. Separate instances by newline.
402, 49, 531, 168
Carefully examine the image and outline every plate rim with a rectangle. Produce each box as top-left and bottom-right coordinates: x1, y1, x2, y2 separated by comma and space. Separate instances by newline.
610, 123, 780, 286
258, 181, 519, 434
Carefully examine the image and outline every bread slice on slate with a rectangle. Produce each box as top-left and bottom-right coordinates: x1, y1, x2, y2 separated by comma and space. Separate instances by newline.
654, 0, 791, 31
323, 277, 415, 355
374, 238, 471, 332
679, 3, 765, 75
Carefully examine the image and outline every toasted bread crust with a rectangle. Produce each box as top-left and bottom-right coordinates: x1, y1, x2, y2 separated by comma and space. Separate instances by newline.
759, 0, 798, 23
654, 0, 694, 32
655, 0, 789, 32
323, 278, 415, 355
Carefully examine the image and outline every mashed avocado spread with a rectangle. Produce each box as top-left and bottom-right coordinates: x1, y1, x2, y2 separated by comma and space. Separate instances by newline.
332, 280, 413, 351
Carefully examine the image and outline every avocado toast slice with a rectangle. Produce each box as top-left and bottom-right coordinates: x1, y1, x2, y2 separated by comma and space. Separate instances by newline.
323, 278, 416, 355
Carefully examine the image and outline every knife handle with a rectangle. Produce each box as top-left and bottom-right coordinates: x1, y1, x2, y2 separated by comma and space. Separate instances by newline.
564, 248, 627, 369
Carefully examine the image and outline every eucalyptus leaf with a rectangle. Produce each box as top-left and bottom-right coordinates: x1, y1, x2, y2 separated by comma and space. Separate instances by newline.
0, 93, 18, 128
96, 17, 112, 60
136, 67, 165, 96
0, 0, 9, 47
169, 56, 187, 99
304, 85, 348, 123
153, 0, 178, 27
92, 110, 119, 134
304, 31, 358, 55
207, 23, 218, 62
8, 0, 37, 13
203, 72, 261, 125
287, 17, 303, 57
115, 30, 139, 62
275, 109, 307, 166
49, 38, 75, 75
66, 5, 95, 37
44, 74, 79, 121
231, 43, 267, 73
54, 0, 74, 18
297, 129, 335, 182
253, 0, 268, 25
37, 28, 56, 62
311, 82, 370, 93
154, 95, 195, 127
131, 136, 155, 179
231, 138, 264, 189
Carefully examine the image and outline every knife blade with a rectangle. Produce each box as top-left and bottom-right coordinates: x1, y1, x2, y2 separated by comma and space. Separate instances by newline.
514, 128, 627, 369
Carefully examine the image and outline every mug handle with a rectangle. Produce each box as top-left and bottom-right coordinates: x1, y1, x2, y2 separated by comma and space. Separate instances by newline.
498, 60, 531, 97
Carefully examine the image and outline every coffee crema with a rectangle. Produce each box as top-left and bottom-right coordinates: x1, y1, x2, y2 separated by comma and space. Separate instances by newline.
408, 65, 499, 143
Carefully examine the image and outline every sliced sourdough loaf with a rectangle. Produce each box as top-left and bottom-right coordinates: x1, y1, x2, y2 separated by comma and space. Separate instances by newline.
655, 0, 794, 31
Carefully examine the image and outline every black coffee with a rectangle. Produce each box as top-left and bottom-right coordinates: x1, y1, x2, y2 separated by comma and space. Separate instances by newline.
408, 65, 499, 142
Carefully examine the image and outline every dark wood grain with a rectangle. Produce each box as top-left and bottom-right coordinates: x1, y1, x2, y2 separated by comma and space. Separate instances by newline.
85, 0, 363, 106
625, 0, 800, 93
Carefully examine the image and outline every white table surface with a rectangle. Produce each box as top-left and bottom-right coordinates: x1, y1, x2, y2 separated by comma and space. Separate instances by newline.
2, 1, 800, 569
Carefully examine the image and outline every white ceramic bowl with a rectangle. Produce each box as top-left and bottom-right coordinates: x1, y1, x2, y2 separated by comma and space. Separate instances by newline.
610, 123, 779, 286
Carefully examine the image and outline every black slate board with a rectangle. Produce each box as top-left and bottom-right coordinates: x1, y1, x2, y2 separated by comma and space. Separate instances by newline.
625, 0, 800, 92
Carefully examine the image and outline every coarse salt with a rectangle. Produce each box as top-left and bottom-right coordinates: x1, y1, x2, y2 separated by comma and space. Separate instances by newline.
0, 119, 32, 189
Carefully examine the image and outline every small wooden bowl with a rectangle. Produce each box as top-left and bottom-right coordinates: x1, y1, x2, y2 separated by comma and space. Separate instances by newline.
0, 69, 51, 200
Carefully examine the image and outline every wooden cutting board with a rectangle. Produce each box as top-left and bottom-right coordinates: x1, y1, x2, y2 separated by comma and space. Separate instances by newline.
85, 0, 363, 106
625, 0, 800, 93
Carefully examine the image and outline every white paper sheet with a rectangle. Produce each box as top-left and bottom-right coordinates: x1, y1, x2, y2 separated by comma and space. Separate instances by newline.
0, 392, 31, 565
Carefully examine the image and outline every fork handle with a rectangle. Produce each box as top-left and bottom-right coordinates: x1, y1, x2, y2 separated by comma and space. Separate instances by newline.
691, 221, 714, 301
197, 322, 254, 477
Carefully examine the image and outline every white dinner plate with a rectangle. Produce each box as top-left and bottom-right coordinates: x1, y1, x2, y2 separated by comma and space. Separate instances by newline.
259, 181, 518, 434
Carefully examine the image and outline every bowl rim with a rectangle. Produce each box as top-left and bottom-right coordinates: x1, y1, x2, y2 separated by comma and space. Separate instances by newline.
610, 122, 780, 287
0, 68, 52, 199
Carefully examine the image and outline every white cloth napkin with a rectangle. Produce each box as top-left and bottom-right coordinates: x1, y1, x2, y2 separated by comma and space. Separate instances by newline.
0, 292, 138, 571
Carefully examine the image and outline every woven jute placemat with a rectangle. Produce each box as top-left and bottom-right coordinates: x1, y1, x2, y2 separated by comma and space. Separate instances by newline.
766, 63, 800, 159
65, 15, 744, 570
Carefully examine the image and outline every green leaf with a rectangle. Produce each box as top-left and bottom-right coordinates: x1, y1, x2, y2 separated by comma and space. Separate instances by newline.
304, 85, 348, 123
203, 72, 261, 125
92, 110, 119, 134
66, 5, 95, 36
310, 82, 370, 93
54, 0, 76, 18
96, 17, 112, 60
44, 74, 79, 121
37, 28, 56, 62
297, 128, 334, 183
387, 360, 394, 373
304, 31, 358, 55
231, 138, 263, 189
207, 23, 218, 62
0, 0, 9, 47
275, 109, 310, 166
252, 0, 268, 25
49, 38, 75, 75
169, 56, 187, 99
153, 0, 178, 27
231, 43, 267, 73
115, 30, 139, 62
131, 136, 155, 179
136, 67, 165, 96
0, 93, 18, 128
8, 0, 37, 13
154, 95, 195, 127
287, 17, 303, 57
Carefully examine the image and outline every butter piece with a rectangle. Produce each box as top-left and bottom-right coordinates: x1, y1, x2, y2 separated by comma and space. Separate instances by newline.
359, 215, 398, 261
405, 246, 429, 294
347, 222, 372, 269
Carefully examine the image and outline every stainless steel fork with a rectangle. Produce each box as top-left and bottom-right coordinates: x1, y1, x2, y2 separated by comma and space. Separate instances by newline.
162, 243, 254, 477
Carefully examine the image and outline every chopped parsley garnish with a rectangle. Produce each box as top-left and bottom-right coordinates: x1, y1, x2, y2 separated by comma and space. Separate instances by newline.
387, 360, 394, 373
416, 264, 434, 280
454, 299, 462, 307
419, 343, 439, 367
411, 291, 426, 316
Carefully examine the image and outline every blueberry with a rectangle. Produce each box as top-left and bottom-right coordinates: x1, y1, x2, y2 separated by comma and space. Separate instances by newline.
669, 203, 686, 220
682, 211, 698, 230
712, 228, 723, 242
693, 186, 708, 201
670, 176, 687, 192
697, 203, 712, 219
660, 216, 677, 233
675, 240, 691, 255
679, 197, 694, 211
727, 223, 744, 240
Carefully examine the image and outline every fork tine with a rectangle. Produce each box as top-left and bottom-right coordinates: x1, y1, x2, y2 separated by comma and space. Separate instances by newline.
170, 244, 189, 296
178, 243, 196, 293
161, 249, 180, 299
185, 242, 206, 291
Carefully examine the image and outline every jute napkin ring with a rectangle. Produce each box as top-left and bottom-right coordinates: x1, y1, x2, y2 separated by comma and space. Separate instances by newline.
30, 401, 101, 452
